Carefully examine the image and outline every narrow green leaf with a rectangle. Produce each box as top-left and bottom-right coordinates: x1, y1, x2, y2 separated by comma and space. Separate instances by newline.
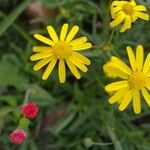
30, 84, 55, 106
0, 0, 31, 36
70, 108, 95, 130
0, 107, 15, 116
42, 0, 67, 8
51, 105, 77, 134
0, 11, 35, 44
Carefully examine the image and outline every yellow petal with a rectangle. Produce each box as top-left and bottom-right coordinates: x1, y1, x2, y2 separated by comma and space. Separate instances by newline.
127, 46, 136, 71
33, 46, 52, 52
134, 11, 149, 20
119, 89, 133, 111
120, 15, 131, 33
145, 79, 150, 90
136, 45, 143, 71
47, 26, 59, 43
42, 59, 57, 80
108, 87, 129, 104
143, 53, 150, 73
69, 56, 88, 72
30, 52, 53, 61
111, 7, 122, 18
66, 25, 79, 42
103, 61, 118, 78
110, 12, 126, 27
105, 80, 129, 92
103, 61, 128, 79
131, 13, 138, 22
58, 59, 66, 83
69, 37, 87, 46
133, 89, 141, 114
72, 43, 92, 51
72, 52, 91, 65
146, 71, 150, 78
111, 56, 131, 75
33, 56, 53, 71
60, 23, 68, 41
66, 59, 81, 79
111, 1, 124, 8
133, 5, 147, 11
34, 34, 54, 46
130, 0, 136, 6
141, 88, 150, 107
111, 1, 120, 7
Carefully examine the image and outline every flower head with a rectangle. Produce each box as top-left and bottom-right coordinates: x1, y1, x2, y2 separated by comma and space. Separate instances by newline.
110, 0, 149, 32
104, 45, 150, 114
103, 61, 118, 78
30, 23, 92, 83
10, 129, 27, 144
84, 138, 93, 148
21, 102, 39, 119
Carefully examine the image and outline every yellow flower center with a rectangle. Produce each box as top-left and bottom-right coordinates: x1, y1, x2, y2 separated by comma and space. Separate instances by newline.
128, 71, 147, 89
52, 41, 72, 59
122, 3, 133, 15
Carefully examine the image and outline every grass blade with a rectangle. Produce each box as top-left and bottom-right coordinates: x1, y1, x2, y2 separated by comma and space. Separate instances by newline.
0, 0, 31, 36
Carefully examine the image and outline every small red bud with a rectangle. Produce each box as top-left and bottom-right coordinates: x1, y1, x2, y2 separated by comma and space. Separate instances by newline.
21, 102, 39, 119
10, 129, 27, 144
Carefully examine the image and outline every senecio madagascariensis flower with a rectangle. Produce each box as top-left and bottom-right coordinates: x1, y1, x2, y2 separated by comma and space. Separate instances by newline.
110, 0, 149, 32
104, 45, 150, 114
30, 24, 92, 83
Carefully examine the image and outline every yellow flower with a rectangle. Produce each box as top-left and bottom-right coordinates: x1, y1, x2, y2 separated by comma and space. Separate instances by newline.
104, 45, 150, 114
110, 0, 149, 32
30, 24, 92, 83
103, 61, 118, 78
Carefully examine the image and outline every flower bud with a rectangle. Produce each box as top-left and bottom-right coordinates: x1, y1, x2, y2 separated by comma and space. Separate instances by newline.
10, 129, 27, 144
21, 102, 39, 119
84, 137, 93, 148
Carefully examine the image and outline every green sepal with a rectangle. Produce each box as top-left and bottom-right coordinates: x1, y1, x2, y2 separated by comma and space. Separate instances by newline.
18, 117, 29, 129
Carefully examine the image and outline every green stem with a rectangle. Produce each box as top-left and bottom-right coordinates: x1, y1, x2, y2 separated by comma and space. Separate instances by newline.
109, 29, 115, 43
0, 106, 21, 117
108, 0, 113, 7
93, 142, 112, 146
107, 126, 123, 150
23, 88, 34, 105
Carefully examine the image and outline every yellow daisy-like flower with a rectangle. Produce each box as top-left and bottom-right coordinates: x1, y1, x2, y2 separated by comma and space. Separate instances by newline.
110, 0, 149, 32
30, 24, 92, 83
104, 45, 150, 114
103, 61, 118, 78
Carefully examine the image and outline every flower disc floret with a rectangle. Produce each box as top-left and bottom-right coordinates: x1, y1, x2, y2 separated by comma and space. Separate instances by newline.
129, 71, 146, 89
122, 4, 133, 15
52, 41, 72, 59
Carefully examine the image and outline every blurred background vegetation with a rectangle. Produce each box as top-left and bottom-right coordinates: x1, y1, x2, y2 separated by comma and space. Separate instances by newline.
0, 0, 150, 149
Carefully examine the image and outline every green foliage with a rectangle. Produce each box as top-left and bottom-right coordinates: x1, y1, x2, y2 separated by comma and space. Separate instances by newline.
42, 0, 68, 8
0, 58, 29, 89
0, 0, 150, 150
0, 0, 32, 36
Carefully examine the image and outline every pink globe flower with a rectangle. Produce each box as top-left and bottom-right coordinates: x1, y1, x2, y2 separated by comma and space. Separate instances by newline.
10, 129, 27, 144
21, 102, 39, 119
